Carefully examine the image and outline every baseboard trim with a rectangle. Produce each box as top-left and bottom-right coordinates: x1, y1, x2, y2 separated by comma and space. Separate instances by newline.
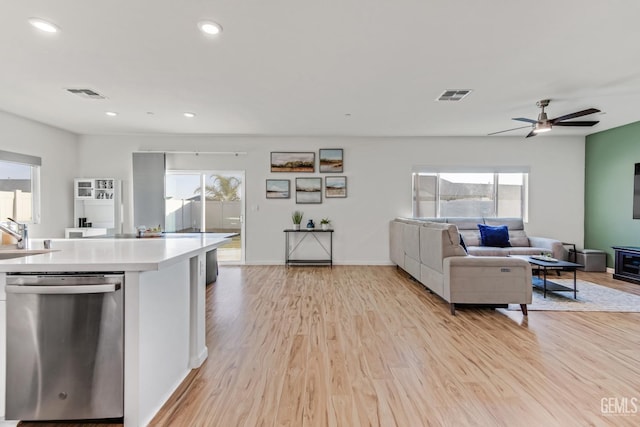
242, 261, 396, 266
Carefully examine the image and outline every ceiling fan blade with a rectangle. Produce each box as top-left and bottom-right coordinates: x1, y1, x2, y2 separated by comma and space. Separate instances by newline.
487, 125, 532, 136
550, 108, 601, 124
553, 120, 600, 127
525, 130, 537, 138
512, 117, 538, 124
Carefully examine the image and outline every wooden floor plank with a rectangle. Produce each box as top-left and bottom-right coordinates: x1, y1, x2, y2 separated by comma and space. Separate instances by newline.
17, 266, 640, 427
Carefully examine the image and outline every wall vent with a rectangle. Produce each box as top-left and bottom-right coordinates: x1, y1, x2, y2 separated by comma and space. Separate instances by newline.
65, 88, 106, 99
436, 89, 472, 102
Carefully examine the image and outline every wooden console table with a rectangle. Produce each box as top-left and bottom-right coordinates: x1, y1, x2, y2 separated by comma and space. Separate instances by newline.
284, 229, 333, 267
613, 246, 640, 284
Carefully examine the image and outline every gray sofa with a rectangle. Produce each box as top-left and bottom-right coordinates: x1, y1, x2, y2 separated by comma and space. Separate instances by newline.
390, 218, 532, 315
421, 217, 567, 260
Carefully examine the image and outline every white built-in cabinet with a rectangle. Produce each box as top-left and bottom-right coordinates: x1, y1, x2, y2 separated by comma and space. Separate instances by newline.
70, 178, 122, 236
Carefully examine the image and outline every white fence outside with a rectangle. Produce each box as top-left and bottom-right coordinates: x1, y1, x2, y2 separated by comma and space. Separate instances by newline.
0, 190, 32, 222
165, 200, 240, 232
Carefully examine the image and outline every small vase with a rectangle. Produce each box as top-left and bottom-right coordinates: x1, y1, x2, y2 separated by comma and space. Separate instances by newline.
294, 224, 300, 230
322, 224, 329, 231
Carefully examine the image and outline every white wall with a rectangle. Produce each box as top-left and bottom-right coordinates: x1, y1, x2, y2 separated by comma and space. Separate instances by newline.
76, 134, 585, 264
0, 111, 78, 238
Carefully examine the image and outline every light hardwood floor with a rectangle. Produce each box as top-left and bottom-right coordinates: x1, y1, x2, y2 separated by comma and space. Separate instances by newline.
20, 266, 640, 427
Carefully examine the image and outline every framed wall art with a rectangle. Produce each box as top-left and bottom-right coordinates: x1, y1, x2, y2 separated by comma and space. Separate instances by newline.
319, 148, 343, 173
296, 177, 322, 204
266, 179, 290, 199
325, 176, 347, 198
270, 152, 315, 173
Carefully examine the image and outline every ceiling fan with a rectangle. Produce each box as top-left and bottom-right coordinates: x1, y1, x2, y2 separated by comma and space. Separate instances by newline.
489, 99, 601, 138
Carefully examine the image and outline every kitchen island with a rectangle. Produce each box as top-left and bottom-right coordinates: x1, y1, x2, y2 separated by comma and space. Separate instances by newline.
0, 235, 231, 426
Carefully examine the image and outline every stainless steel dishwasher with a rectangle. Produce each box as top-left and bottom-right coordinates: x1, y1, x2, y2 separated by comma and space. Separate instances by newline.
5, 273, 124, 421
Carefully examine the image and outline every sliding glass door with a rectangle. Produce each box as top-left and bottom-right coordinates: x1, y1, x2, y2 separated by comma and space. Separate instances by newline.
165, 173, 203, 232
165, 170, 244, 263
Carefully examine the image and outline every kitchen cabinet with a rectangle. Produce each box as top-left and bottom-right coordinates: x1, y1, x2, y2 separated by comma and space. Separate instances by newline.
73, 178, 122, 234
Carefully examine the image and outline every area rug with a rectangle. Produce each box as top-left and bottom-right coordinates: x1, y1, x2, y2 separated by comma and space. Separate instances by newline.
507, 279, 640, 312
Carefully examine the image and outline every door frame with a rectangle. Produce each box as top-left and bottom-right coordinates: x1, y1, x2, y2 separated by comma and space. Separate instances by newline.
164, 169, 245, 264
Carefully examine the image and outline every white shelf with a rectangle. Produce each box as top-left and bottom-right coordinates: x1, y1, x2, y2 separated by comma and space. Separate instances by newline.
75, 178, 116, 199
74, 178, 122, 233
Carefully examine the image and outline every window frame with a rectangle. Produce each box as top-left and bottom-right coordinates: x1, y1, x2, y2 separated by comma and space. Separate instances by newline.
412, 167, 529, 221
0, 150, 41, 224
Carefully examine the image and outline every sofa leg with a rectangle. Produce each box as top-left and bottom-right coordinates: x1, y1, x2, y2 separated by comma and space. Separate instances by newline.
450, 303, 456, 315
520, 304, 528, 316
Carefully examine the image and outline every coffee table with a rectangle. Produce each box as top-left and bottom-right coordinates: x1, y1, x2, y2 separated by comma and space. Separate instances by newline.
510, 255, 583, 298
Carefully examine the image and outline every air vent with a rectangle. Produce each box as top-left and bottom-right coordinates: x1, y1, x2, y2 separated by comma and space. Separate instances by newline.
65, 88, 106, 99
436, 89, 472, 102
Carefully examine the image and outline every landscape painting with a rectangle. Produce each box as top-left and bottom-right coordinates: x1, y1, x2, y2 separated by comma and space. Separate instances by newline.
271, 152, 315, 172
296, 177, 322, 204
325, 176, 347, 198
266, 179, 290, 199
319, 148, 343, 173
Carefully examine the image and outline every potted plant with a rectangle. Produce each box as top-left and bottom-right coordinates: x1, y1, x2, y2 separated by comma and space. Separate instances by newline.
292, 210, 304, 230
320, 218, 331, 231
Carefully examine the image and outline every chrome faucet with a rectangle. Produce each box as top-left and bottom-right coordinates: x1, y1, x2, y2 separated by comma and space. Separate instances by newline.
0, 218, 29, 249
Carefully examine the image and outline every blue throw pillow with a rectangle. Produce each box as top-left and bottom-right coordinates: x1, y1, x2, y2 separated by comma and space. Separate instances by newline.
477, 224, 511, 247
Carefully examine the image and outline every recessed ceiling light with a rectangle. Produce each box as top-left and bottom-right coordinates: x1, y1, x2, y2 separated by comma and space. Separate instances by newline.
198, 21, 222, 35
105, 111, 118, 117
28, 18, 60, 33
183, 112, 196, 118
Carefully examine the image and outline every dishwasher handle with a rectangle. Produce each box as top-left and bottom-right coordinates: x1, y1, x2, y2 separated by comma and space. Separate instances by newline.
5, 283, 121, 295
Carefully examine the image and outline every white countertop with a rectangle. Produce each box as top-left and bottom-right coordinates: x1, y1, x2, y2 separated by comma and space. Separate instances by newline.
0, 235, 231, 273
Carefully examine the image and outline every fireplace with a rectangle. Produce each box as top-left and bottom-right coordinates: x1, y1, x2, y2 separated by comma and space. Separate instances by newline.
613, 246, 640, 284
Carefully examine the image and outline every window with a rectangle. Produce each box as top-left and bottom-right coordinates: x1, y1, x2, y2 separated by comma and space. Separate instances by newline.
0, 150, 41, 223
413, 171, 527, 219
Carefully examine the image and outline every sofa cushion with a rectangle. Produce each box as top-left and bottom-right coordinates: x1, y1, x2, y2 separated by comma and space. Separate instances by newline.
507, 246, 553, 256
446, 217, 482, 246
484, 217, 524, 230
484, 217, 528, 246
403, 222, 421, 262
446, 217, 485, 230
419, 222, 466, 272
467, 246, 511, 256
508, 230, 530, 247
466, 246, 560, 257
478, 224, 511, 247
459, 229, 481, 247
459, 234, 468, 253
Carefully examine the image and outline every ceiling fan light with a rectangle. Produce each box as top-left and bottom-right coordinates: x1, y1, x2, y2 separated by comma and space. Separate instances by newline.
533, 122, 552, 133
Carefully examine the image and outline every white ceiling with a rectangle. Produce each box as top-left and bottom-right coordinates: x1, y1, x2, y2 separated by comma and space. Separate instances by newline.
2, 0, 640, 137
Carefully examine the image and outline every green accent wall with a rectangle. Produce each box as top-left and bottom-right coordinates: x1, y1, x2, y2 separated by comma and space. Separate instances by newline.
585, 121, 640, 267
